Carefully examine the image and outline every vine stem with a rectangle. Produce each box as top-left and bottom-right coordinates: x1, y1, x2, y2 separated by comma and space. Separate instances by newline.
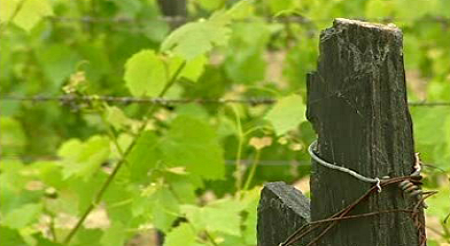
63, 61, 186, 244
231, 105, 244, 194
242, 149, 261, 192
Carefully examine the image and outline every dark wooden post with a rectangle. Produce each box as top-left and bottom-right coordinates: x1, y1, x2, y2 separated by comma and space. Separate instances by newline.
157, 0, 187, 28
257, 182, 310, 246
306, 18, 425, 245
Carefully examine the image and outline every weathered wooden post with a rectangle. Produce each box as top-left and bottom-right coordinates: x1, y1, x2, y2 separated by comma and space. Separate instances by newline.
257, 19, 426, 246
257, 182, 311, 246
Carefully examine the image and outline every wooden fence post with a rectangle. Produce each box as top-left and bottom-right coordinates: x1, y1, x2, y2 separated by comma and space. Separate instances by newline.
257, 18, 426, 246
306, 19, 425, 245
257, 182, 311, 246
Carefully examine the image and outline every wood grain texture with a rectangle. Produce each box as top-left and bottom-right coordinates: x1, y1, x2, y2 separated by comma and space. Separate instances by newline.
306, 18, 425, 246
257, 182, 311, 246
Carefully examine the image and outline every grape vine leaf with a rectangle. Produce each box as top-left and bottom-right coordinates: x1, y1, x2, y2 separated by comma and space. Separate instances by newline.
36, 44, 81, 87
34, 160, 63, 189
2, 203, 43, 229
165, 172, 198, 204
1, 0, 53, 32
124, 50, 167, 97
0, 117, 27, 154
412, 107, 450, 169
35, 234, 64, 246
181, 198, 242, 236
0, 227, 28, 246
265, 94, 307, 135
162, 116, 225, 179
161, 0, 252, 59
127, 131, 160, 184
0, 0, 18, 23
100, 222, 126, 246
161, 18, 230, 60
75, 228, 103, 246
224, 21, 271, 84
163, 223, 197, 246
104, 180, 134, 224
425, 186, 450, 219
151, 188, 180, 232
240, 188, 260, 245
106, 106, 130, 130
68, 172, 107, 214
169, 55, 207, 82
57, 136, 110, 180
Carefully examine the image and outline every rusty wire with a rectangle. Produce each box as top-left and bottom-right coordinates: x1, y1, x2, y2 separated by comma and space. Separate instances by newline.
280, 176, 436, 246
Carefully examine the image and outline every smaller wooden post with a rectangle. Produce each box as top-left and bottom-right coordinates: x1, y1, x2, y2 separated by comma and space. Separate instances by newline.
257, 182, 310, 246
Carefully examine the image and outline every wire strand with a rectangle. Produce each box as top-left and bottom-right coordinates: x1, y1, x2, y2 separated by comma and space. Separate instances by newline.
308, 140, 380, 183
46, 15, 450, 25
1, 95, 449, 107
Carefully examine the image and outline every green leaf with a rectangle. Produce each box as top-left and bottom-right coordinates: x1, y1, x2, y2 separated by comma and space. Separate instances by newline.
265, 94, 307, 135
0, 160, 40, 215
106, 106, 130, 130
175, 104, 209, 120
0, 0, 19, 23
2, 203, 43, 229
127, 131, 160, 184
11, 0, 53, 32
124, 50, 167, 97
36, 44, 81, 87
103, 177, 134, 223
0, 117, 27, 154
169, 55, 207, 82
78, 40, 112, 82
162, 116, 225, 179
35, 234, 64, 246
65, 173, 107, 215
240, 188, 260, 245
74, 228, 103, 246
34, 161, 63, 189
163, 223, 197, 246
161, 20, 230, 60
57, 136, 110, 180
224, 21, 271, 84
165, 173, 198, 204
182, 198, 242, 236
0, 226, 28, 246
412, 107, 450, 169
100, 222, 126, 246
151, 188, 180, 232
161, 0, 251, 59
426, 186, 450, 219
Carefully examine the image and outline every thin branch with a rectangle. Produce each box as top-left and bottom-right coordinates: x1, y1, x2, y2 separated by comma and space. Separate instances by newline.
63, 62, 187, 244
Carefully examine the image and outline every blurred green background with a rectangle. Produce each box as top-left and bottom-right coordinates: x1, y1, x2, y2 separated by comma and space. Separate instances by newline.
0, 0, 449, 246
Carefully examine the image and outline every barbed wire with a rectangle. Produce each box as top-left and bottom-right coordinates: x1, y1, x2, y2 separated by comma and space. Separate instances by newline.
0, 154, 311, 166
2, 95, 450, 107
48, 15, 450, 25
0, 95, 276, 106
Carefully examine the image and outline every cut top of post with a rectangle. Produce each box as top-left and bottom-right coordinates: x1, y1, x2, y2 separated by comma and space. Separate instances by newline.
334, 18, 400, 32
